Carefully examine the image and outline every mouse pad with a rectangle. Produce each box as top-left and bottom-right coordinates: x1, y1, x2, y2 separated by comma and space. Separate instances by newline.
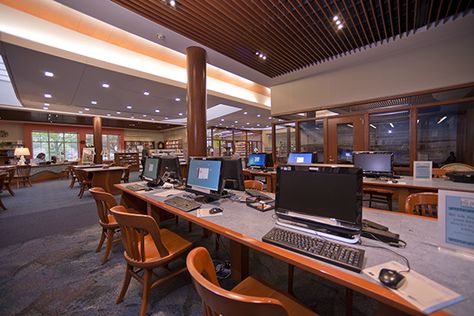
364, 261, 463, 314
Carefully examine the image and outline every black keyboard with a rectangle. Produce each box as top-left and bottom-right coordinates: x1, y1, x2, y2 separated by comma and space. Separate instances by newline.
164, 196, 201, 212
262, 227, 365, 273
245, 189, 273, 201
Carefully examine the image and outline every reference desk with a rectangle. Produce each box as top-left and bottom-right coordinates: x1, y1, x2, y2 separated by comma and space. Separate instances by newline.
84, 166, 126, 194
116, 183, 473, 315
364, 177, 474, 211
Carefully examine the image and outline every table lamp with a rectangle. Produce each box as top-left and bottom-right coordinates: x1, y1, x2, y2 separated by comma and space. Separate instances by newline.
14, 147, 30, 165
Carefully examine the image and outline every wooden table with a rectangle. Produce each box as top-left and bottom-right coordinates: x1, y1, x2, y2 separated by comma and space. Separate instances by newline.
84, 166, 126, 194
73, 164, 108, 169
116, 184, 473, 315
242, 168, 276, 193
363, 176, 474, 211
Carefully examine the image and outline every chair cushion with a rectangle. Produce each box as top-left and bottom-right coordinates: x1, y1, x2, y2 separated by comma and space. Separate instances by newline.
136, 229, 192, 263
232, 276, 317, 316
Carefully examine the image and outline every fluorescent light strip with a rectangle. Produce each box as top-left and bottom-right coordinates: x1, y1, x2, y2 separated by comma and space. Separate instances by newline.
437, 116, 447, 124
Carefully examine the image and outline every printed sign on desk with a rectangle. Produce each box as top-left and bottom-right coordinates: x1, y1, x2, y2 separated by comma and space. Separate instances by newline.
438, 190, 474, 256
414, 161, 432, 180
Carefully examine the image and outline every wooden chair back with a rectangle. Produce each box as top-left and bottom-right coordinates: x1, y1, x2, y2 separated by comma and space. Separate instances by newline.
110, 205, 170, 262
5, 167, 16, 182
16, 165, 31, 177
75, 168, 88, 182
244, 180, 264, 191
0, 172, 6, 189
405, 192, 438, 217
186, 247, 288, 316
90, 187, 118, 225
441, 163, 474, 172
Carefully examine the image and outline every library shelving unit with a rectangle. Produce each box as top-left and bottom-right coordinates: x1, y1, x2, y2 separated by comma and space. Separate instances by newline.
114, 152, 140, 171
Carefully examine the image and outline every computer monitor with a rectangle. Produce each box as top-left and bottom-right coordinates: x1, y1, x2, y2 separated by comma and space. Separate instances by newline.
353, 151, 393, 177
265, 153, 274, 168
186, 158, 224, 196
288, 152, 313, 164
142, 157, 161, 185
221, 157, 245, 191
248, 153, 266, 168
159, 156, 182, 182
275, 165, 363, 243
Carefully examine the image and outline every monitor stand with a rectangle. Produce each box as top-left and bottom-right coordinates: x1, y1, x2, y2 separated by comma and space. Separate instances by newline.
184, 187, 223, 204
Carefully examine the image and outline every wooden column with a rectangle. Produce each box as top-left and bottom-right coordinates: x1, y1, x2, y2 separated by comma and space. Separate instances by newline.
93, 116, 103, 164
186, 46, 207, 158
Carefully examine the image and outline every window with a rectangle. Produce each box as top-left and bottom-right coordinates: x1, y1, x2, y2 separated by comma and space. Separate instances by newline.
299, 120, 324, 162
86, 134, 121, 160
417, 104, 474, 167
275, 123, 296, 164
32, 131, 79, 160
369, 111, 410, 166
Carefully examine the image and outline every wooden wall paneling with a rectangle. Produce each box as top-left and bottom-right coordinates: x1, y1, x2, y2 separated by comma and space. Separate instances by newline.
409, 108, 417, 175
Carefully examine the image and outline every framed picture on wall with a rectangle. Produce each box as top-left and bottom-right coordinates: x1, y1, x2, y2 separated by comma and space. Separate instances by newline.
82, 147, 95, 164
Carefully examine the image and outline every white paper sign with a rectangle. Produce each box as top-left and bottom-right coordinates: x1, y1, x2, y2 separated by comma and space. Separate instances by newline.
414, 161, 432, 180
438, 190, 474, 255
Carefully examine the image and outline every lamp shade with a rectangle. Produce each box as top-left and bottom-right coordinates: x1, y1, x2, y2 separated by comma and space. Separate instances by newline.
14, 147, 31, 156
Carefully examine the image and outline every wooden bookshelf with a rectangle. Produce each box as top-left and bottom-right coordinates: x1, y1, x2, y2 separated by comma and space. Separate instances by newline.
165, 139, 183, 150
114, 152, 140, 171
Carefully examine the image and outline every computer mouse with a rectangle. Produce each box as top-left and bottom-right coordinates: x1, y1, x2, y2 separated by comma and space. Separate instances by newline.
391, 180, 398, 184
378, 268, 406, 289
209, 207, 223, 214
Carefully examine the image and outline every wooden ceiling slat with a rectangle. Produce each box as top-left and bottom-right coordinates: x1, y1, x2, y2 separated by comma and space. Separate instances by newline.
368, 0, 382, 41
463, 0, 472, 17
387, 0, 395, 40
397, 0, 401, 38
435, 0, 444, 26
359, 0, 377, 44
332, 0, 362, 49
453, 0, 463, 19
405, 0, 409, 36
378, 0, 389, 39
318, 0, 356, 53
280, 0, 331, 61
443, 0, 453, 23
296, 0, 341, 57
349, 0, 371, 46
312, 1, 350, 54
341, 1, 366, 49
426, 0, 435, 29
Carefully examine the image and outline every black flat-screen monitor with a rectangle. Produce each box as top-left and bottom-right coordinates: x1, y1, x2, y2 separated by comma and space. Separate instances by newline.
143, 157, 161, 184
265, 153, 274, 168
248, 153, 266, 168
222, 157, 245, 191
186, 158, 223, 195
159, 156, 182, 182
275, 165, 362, 243
353, 152, 393, 177
288, 152, 314, 164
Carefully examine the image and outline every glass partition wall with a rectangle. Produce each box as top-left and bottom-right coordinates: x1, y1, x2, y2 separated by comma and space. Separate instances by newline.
271, 84, 474, 171
207, 127, 264, 158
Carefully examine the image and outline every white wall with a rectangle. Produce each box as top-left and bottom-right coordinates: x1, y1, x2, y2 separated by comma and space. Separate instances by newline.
271, 16, 474, 115
0, 121, 24, 144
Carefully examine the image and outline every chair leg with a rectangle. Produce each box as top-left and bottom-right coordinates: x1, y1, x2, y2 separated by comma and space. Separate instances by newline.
140, 269, 152, 316
116, 264, 133, 304
28, 177, 32, 186
6, 184, 14, 196
288, 264, 294, 296
388, 195, 393, 211
0, 198, 6, 210
101, 229, 114, 264
368, 194, 372, 208
78, 185, 84, 198
96, 228, 106, 252
188, 221, 192, 232
215, 233, 220, 251
175, 215, 179, 226
69, 177, 75, 189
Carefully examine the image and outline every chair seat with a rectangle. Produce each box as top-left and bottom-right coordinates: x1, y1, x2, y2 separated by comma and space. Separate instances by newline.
232, 276, 317, 316
126, 228, 192, 264
99, 214, 119, 228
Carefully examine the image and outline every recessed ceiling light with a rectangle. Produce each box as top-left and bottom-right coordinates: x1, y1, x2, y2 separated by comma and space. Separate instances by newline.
91, 100, 97, 105
246, 122, 250, 125
234, 120, 238, 123
44, 71, 54, 77
220, 118, 224, 121
337, 24, 344, 30
255, 51, 259, 55
257, 114, 261, 117
155, 109, 160, 113
116, 111, 121, 114
102, 83, 110, 88
266, 125, 270, 128
243, 111, 248, 115
84, 108, 90, 111
78, 110, 83, 114
333, 16, 339, 21
143, 91, 150, 96
268, 116, 272, 119
143, 114, 147, 117
278, 119, 283, 122
151, 118, 155, 121
336, 20, 341, 25
126, 105, 132, 109
44, 93, 52, 98
44, 103, 50, 106
43, 106, 49, 110
107, 113, 111, 116
389, 122, 394, 128
165, 117, 169, 120
257, 124, 260, 127
178, 112, 183, 116
175, 97, 181, 102
169, 0, 176, 7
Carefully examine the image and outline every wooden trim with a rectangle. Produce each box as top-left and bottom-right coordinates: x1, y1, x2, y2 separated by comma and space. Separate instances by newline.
295, 121, 300, 152
409, 109, 417, 174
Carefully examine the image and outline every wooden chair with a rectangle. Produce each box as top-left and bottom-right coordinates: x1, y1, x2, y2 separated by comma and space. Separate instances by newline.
405, 192, 438, 217
187, 247, 317, 316
89, 187, 121, 264
121, 165, 130, 183
110, 205, 194, 316
3, 167, 16, 196
0, 173, 7, 210
363, 188, 394, 211
244, 180, 264, 191
75, 168, 92, 198
441, 163, 474, 172
68, 165, 78, 188
15, 165, 32, 188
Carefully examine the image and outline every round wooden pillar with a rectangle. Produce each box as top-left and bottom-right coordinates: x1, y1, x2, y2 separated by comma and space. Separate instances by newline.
186, 46, 207, 158
93, 116, 103, 164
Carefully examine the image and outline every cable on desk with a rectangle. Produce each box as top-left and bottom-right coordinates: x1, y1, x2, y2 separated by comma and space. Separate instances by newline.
359, 237, 411, 273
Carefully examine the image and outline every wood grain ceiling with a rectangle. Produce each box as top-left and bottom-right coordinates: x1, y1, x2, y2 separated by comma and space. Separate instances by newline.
112, 0, 474, 78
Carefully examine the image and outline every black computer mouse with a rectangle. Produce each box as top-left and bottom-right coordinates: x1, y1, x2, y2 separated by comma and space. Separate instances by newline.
379, 268, 406, 289
209, 207, 223, 214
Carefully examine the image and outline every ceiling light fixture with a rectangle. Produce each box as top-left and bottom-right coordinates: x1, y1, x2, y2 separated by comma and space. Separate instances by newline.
257, 114, 261, 117
246, 122, 250, 125
437, 116, 448, 124
143, 114, 147, 117
43, 106, 49, 110
333, 16, 339, 21
169, 0, 176, 7
243, 111, 247, 115
126, 105, 132, 109
116, 111, 121, 114
155, 109, 160, 113
44, 71, 54, 77
221, 118, 225, 121
91, 100, 97, 105
165, 117, 169, 120
44, 93, 52, 98
256, 51, 267, 60
178, 112, 183, 116
388, 129, 392, 133
175, 97, 181, 102
144, 91, 150, 96
370, 124, 377, 129
337, 24, 344, 30
389, 122, 394, 128
234, 120, 238, 123
102, 83, 110, 88
78, 110, 83, 114
84, 108, 90, 111
44, 103, 50, 106
107, 113, 111, 116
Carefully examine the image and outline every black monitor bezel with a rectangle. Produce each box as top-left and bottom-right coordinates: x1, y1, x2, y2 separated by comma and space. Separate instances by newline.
142, 157, 161, 184
221, 157, 245, 191
186, 157, 224, 195
352, 151, 394, 177
159, 155, 182, 181
248, 153, 267, 168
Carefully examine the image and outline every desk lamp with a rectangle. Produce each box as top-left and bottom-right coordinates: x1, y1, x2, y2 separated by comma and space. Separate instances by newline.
14, 147, 30, 165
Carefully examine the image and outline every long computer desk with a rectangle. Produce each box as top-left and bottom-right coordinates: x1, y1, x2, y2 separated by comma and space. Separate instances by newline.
364, 176, 474, 211
242, 168, 276, 192
116, 183, 472, 315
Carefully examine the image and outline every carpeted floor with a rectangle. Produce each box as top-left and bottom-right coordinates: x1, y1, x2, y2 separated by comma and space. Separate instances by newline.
0, 174, 378, 315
